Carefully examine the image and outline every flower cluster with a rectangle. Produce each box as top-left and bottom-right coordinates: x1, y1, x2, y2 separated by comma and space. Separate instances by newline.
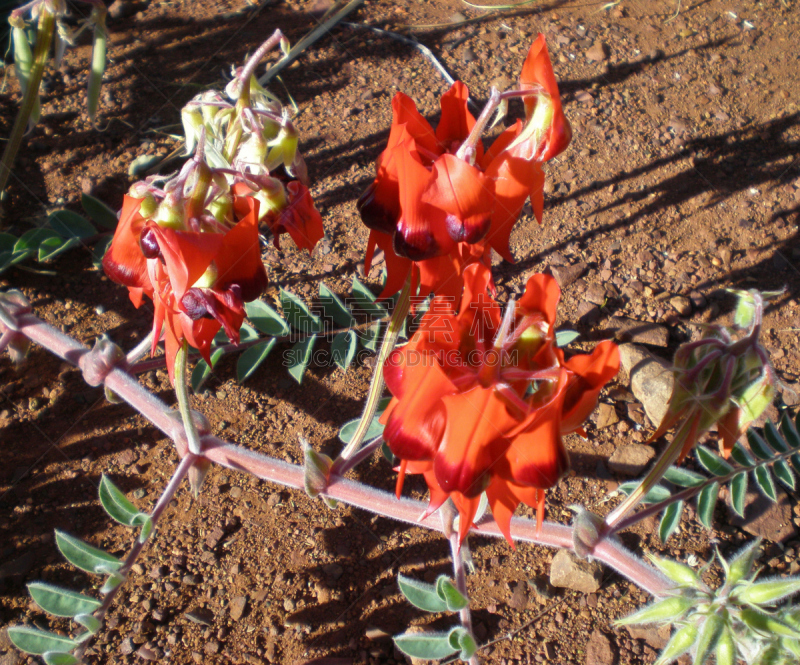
358, 34, 570, 306
382, 263, 619, 544
103, 36, 323, 380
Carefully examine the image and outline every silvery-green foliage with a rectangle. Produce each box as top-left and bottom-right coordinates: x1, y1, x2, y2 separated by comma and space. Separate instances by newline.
617, 541, 800, 664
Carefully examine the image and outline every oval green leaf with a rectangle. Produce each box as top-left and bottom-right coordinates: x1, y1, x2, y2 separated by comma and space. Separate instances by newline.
27, 582, 101, 618
397, 575, 448, 613
280, 289, 322, 334
55, 531, 122, 575
659, 500, 683, 542
245, 300, 289, 336
7, 626, 76, 655
287, 336, 316, 384
48, 210, 96, 240
99, 474, 139, 526
81, 193, 117, 230
237, 338, 276, 383
393, 632, 457, 659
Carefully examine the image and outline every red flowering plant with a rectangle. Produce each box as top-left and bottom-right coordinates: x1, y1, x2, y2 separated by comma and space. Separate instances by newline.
382, 263, 619, 545
358, 34, 570, 306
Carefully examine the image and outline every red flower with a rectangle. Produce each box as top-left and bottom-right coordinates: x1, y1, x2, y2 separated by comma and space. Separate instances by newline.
382, 264, 619, 545
358, 34, 570, 303
103, 192, 268, 382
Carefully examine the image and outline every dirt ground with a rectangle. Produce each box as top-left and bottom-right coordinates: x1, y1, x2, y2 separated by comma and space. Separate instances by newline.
1, 0, 799, 663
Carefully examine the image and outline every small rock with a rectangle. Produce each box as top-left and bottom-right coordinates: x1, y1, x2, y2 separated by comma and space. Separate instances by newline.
577, 301, 601, 325
206, 527, 225, 549
608, 444, 656, 476
551, 262, 587, 289
230, 595, 247, 621
586, 629, 616, 665
606, 317, 669, 347
618, 344, 674, 428
586, 42, 608, 62
323, 563, 344, 581
508, 582, 528, 610
204, 639, 220, 655
550, 550, 602, 593
729, 488, 797, 542
136, 646, 157, 661
184, 609, 214, 626
670, 295, 692, 317
594, 403, 619, 430
585, 283, 607, 305
626, 624, 670, 648
365, 626, 391, 640
120, 637, 136, 654
230, 486, 243, 499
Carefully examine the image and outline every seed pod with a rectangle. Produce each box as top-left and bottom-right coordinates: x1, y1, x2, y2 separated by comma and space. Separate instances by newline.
616, 595, 695, 626
735, 577, 800, 607
714, 626, 736, 665
11, 18, 41, 126
655, 623, 698, 665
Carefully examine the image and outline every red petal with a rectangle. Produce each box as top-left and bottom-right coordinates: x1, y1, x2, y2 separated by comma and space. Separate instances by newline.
184, 315, 223, 365
518, 273, 561, 329
436, 81, 483, 162
416, 253, 463, 307
366, 229, 412, 301
483, 151, 545, 262
152, 226, 223, 300
216, 195, 268, 301
102, 196, 148, 289
452, 492, 482, 545
560, 341, 620, 434
435, 387, 516, 496
486, 478, 543, 547
275, 181, 324, 252
391, 91, 440, 158
425, 154, 494, 245
457, 262, 501, 345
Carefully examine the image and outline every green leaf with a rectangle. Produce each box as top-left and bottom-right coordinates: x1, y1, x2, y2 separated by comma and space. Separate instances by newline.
352, 276, 386, 318
695, 445, 734, 476
397, 575, 448, 613
238, 322, 259, 343
338, 398, 390, 444
191, 347, 224, 393
730, 471, 747, 517
697, 481, 719, 529
646, 554, 701, 588
748, 430, 774, 460
360, 320, 382, 352
245, 300, 289, 336
393, 632, 458, 660
780, 415, 800, 450
128, 154, 162, 177
55, 531, 122, 575
133, 514, 153, 543
81, 193, 118, 230
733, 292, 756, 330
99, 573, 125, 594
15, 227, 58, 252
555, 330, 580, 347
457, 630, 477, 660
765, 420, 789, 453
0, 232, 17, 251
735, 577, 800, 606
48, 210, 96, 240
280, 288, 322, 333
91, 235, 112, 269
435, 576, 468, 611
27, 583, 101, 617
773, 458, 795, 490
38, 236, 79, 262
319, 283, 355, 327
237, 339, 276, 383
655, 624, 698, 665
43, 653, 79, 665
731, 440, 756, 467
662, 466, 705, 487
616, 596, 694, 625
287, 336, 316, 384
98, 475, 140, 527
617, 482, 671, 504
694, 613, 724, 665
727, 540, 761, 585
74, 613, 101, 634
7, 626, 77, 655
754, 465, 777, 501
659, 500, 683, 542
331, 331, 357, 370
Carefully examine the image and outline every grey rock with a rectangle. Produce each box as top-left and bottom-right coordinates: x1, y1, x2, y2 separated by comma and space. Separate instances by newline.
618, 344, 674, 428
323, 563, 344, 581
550, 550, 602, 593
608, 444, 656, 476
184, 609, 214, 626
577, 301, 601, 325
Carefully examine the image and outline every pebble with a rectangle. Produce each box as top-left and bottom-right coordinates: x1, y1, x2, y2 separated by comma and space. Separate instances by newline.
618, 344, 674, 428
549, 550, 602, 593
551, 262, 587, 288
606, 317, 669, 347
586, 629, 616, 665
593, 403, 619, 430
586, 42, 608, 62
608, 444, 656, 476
669, 295, 692, 317
230, 595, 247, 621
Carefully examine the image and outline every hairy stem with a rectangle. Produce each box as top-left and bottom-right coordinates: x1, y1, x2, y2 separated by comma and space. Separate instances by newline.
339, 273, 412, 461
0, 7, 55, 206
174, 342, 202, 455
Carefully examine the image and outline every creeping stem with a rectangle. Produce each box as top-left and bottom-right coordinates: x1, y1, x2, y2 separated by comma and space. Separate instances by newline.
0, 7, 55, 205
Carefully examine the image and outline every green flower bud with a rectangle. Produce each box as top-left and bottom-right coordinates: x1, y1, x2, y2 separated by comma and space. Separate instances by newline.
181, 106, 203, 155
655, 623, 698, 665
735, 578, 800, 607
154, 199, 184, 229
208, 193, 232, 224
714, 626, 736, 665
616, 595, 695, 626
647, 554, 703, 588
741, 609, 800, 639
138, 193, 158, 220
727, 540, 761, 586
266, 124, 299, 172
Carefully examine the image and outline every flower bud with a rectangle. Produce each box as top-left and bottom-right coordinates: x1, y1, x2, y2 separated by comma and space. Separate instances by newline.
181, 106, 203, 156
734, 577, 800, 607
266, 123, 299, 172
154, 199, 184, 229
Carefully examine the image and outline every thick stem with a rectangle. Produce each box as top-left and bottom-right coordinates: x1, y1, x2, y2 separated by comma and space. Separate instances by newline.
73, 453, 196, 660
455, 88, 501, 164
339, 274, 412, 461
7, 308, 675, 598
174, 342, 202, 455
0, 8, 55, 206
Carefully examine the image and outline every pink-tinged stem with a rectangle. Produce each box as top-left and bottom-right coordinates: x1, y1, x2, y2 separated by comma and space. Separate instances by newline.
6, 310, 673, 597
